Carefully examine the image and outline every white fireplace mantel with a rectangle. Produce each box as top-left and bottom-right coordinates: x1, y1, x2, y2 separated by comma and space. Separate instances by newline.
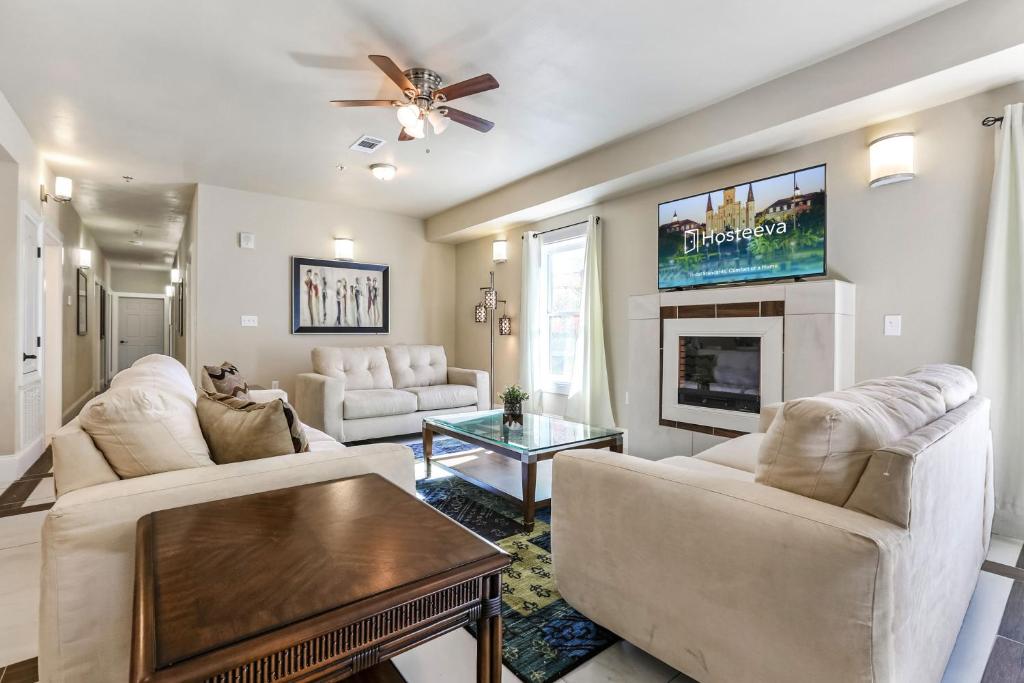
626, 279, 855, 460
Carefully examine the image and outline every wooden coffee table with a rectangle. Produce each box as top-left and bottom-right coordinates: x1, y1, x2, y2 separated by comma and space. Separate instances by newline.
130, 474, 510, 682
423, 410, 624, 531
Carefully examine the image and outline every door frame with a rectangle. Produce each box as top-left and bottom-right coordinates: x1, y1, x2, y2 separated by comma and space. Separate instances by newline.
42, 222, 63, 441
111, 292, 170, 372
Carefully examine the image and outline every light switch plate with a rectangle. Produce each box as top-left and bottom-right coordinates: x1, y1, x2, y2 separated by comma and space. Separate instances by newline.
238, 232, 255, 249
884, 315, 902, 336
241, 315, 258, 327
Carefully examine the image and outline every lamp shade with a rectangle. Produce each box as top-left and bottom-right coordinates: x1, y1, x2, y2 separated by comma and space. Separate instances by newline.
492, 239, 508, 263
869, 133, 915, 187
498, 314, 512, 336
334, 238, 354, 260
474, 302, 487, 323
77, 248, 92, 269
483, 288, 497, 310
170, 267, 181, 284
54, 176, 73, 201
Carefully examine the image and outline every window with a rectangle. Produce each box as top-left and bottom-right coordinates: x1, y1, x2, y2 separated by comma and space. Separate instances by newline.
541, 234, 585, 393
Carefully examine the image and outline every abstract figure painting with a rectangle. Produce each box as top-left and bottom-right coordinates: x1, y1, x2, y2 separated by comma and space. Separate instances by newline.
291, 256, 389, 334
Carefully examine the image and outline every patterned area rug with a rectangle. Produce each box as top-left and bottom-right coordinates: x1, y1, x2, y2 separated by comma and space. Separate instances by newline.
416, 474, 619, 683
407, 435, 477, 460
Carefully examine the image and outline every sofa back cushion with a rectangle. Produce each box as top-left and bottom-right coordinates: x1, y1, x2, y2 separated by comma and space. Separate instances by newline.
312, 346, 393, 390
905, 364, 978, 412
111, 354, 197, 404
78, 385, 215, 479
386, 345, 447, 389
51, 421, 120, 497
755, 375, 946, 506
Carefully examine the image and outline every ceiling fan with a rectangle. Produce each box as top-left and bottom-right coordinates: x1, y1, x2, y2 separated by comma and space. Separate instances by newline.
330, 55, 498, 141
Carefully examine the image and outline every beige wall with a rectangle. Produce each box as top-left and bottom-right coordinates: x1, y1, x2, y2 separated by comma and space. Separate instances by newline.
110, 266, 170, 294
193, 184, 456, 396
455, 82, 1024, 428
170, 193, 196, 366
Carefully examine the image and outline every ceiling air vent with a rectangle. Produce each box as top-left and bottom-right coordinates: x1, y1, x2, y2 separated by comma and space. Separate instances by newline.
349, 135, 386, 154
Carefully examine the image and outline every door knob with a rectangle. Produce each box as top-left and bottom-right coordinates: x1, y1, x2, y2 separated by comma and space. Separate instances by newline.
22, 353, 37, 361
119, 340, 127, 344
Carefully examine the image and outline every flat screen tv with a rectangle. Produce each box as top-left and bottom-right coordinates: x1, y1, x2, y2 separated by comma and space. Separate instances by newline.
658, 164, 826, 290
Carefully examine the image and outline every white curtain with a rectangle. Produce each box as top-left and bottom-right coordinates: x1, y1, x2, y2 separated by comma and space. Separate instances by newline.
973, 102, 1024, 538
519, 231, 544, 413
565, 216, 616, 427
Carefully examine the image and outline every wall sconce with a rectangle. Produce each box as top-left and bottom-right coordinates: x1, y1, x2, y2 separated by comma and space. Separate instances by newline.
164, 284, 176, 297
76, 248, 92, 269
492, 239, 508, 263
869, 133, 915, 187
474, 302, 487, 323
170, 267, 182, 284
334, 237, 355, 260
40, 176, 73, 203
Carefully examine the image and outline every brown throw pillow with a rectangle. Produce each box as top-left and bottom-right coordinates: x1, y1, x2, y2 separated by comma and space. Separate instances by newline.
197, 392, 309, 464
203, 362, 250, 399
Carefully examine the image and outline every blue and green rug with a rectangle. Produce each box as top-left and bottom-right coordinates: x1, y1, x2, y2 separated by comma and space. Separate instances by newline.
415, 459, 619, 683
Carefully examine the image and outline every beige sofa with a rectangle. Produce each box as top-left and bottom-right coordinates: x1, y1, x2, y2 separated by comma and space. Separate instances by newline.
39, 355, 415, 682
553, 365, 992, 683
294, 344, 489, 443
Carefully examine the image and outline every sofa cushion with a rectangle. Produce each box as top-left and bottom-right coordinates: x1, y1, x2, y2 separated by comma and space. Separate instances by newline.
386, 345, 447, 389
51, 421, 120, 497
658, 455, 754, 482
303, 424, 344, 452
755, 375, 946, 506
202, 362, 250, 399
197, 393, 304, 464
78, 386, 214, 479
111, 354, 197, 404
694, 433, 763, 474
405, 384, 478, 411
343, 389, 417, 420
905, 364, 977, 411
312, 346, 393, 390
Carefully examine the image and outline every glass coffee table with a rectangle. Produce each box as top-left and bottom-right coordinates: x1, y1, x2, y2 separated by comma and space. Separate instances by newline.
422, 410, 624, 531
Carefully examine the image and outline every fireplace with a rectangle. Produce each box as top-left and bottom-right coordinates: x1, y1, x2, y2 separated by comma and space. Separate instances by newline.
678, 336, 761, 413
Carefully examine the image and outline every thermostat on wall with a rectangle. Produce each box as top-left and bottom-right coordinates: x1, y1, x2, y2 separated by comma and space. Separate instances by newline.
239, 232, 255, 249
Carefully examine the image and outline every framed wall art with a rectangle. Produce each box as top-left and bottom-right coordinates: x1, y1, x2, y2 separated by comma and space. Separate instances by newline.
291, 257, 389, 335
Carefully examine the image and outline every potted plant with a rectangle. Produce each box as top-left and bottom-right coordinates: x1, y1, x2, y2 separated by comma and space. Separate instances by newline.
498, 384, 529, 428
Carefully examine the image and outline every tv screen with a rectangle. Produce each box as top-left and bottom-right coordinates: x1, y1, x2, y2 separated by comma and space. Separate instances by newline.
658, 164, 826, 290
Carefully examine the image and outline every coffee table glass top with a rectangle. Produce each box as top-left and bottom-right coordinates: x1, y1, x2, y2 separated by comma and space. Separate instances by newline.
424, 410, 622, 456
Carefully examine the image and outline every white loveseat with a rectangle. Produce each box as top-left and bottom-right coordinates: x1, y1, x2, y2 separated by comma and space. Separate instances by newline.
294, 344, 489, 443
39, 355, 415, 682
553, 365, 992, 683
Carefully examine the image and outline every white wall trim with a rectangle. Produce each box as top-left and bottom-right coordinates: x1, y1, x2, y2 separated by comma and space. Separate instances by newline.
0, 435, 45, 482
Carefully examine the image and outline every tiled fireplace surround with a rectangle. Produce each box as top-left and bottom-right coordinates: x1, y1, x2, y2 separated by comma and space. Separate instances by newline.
626, 280, 855, 459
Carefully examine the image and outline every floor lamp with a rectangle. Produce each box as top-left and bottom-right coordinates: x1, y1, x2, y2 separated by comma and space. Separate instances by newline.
474, 271, 512, 403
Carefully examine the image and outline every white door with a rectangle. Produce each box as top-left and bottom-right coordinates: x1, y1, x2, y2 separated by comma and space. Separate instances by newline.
118, 297, 164, 371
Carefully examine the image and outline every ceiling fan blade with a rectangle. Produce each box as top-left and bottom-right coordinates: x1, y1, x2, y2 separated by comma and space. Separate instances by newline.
435, 74, 499, 102
444, 107, 495, 133
398, 128, 414, 141
329, 99, 396, 107
368, 55, 415, 93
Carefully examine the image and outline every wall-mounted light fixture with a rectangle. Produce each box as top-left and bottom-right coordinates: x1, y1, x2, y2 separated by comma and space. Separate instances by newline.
164, 284, 176, 297
370, 163, 397, 181
334, 237, 355, 260
492, 239, 508, 264
170, 267, 182, 284
40, 176, 73, 203
869, 133, 915, 187
76, 248, 92, 269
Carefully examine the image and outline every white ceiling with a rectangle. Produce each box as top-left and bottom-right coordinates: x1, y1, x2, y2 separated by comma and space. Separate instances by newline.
0, 0, 963, 260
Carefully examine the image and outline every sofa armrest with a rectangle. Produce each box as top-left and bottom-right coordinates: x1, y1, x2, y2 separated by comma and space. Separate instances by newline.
293, 372, 345, 442
248, 388, 288, 404
39, 445, 414, 683
448, 366, 490, 411
552, 449, 906, 683
759, 401, 784, 432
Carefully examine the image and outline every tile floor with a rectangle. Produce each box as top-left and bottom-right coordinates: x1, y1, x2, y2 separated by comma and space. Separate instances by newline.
1, 454, 1022, 682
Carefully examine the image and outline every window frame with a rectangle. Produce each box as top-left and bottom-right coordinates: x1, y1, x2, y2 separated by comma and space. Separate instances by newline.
538, 225, 587, 395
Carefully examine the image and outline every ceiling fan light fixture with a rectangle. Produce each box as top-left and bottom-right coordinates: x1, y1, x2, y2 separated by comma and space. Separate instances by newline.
404, 118, 426, 139
427, 110, 450, 135
396, 103, 421, 129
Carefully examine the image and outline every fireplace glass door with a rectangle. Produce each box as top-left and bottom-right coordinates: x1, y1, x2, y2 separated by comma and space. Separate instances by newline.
678, 336, 761, 413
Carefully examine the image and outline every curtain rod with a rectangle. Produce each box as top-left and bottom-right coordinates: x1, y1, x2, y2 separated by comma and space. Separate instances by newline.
982, 116, 1004, 127
520, 217, 598, 239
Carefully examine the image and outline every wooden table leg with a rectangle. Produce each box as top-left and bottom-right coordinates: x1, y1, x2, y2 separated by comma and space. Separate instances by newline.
422, 424, 433, 477
476, 573, 503, 683
521, 461, 537, 532
611, 436, 623, 453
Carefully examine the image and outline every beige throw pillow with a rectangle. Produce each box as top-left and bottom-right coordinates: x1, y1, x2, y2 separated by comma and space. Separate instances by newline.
78, 386, 214, 479
197, 392, 308, 464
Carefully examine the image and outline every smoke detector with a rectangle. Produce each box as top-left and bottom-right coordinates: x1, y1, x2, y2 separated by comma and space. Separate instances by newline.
349, 135, 386, 154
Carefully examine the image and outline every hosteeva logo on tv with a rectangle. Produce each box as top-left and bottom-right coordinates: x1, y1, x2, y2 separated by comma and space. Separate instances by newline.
682, 221, 788, 254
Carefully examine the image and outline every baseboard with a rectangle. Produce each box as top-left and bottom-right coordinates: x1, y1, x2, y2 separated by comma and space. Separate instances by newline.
0, 435, 45, 482
62, 390, 96, 426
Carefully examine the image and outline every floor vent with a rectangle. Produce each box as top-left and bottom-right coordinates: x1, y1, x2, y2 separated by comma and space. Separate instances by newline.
349, 135, 386, 154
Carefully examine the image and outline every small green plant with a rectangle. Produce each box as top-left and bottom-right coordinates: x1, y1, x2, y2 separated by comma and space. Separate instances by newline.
498, 384, 530, 406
